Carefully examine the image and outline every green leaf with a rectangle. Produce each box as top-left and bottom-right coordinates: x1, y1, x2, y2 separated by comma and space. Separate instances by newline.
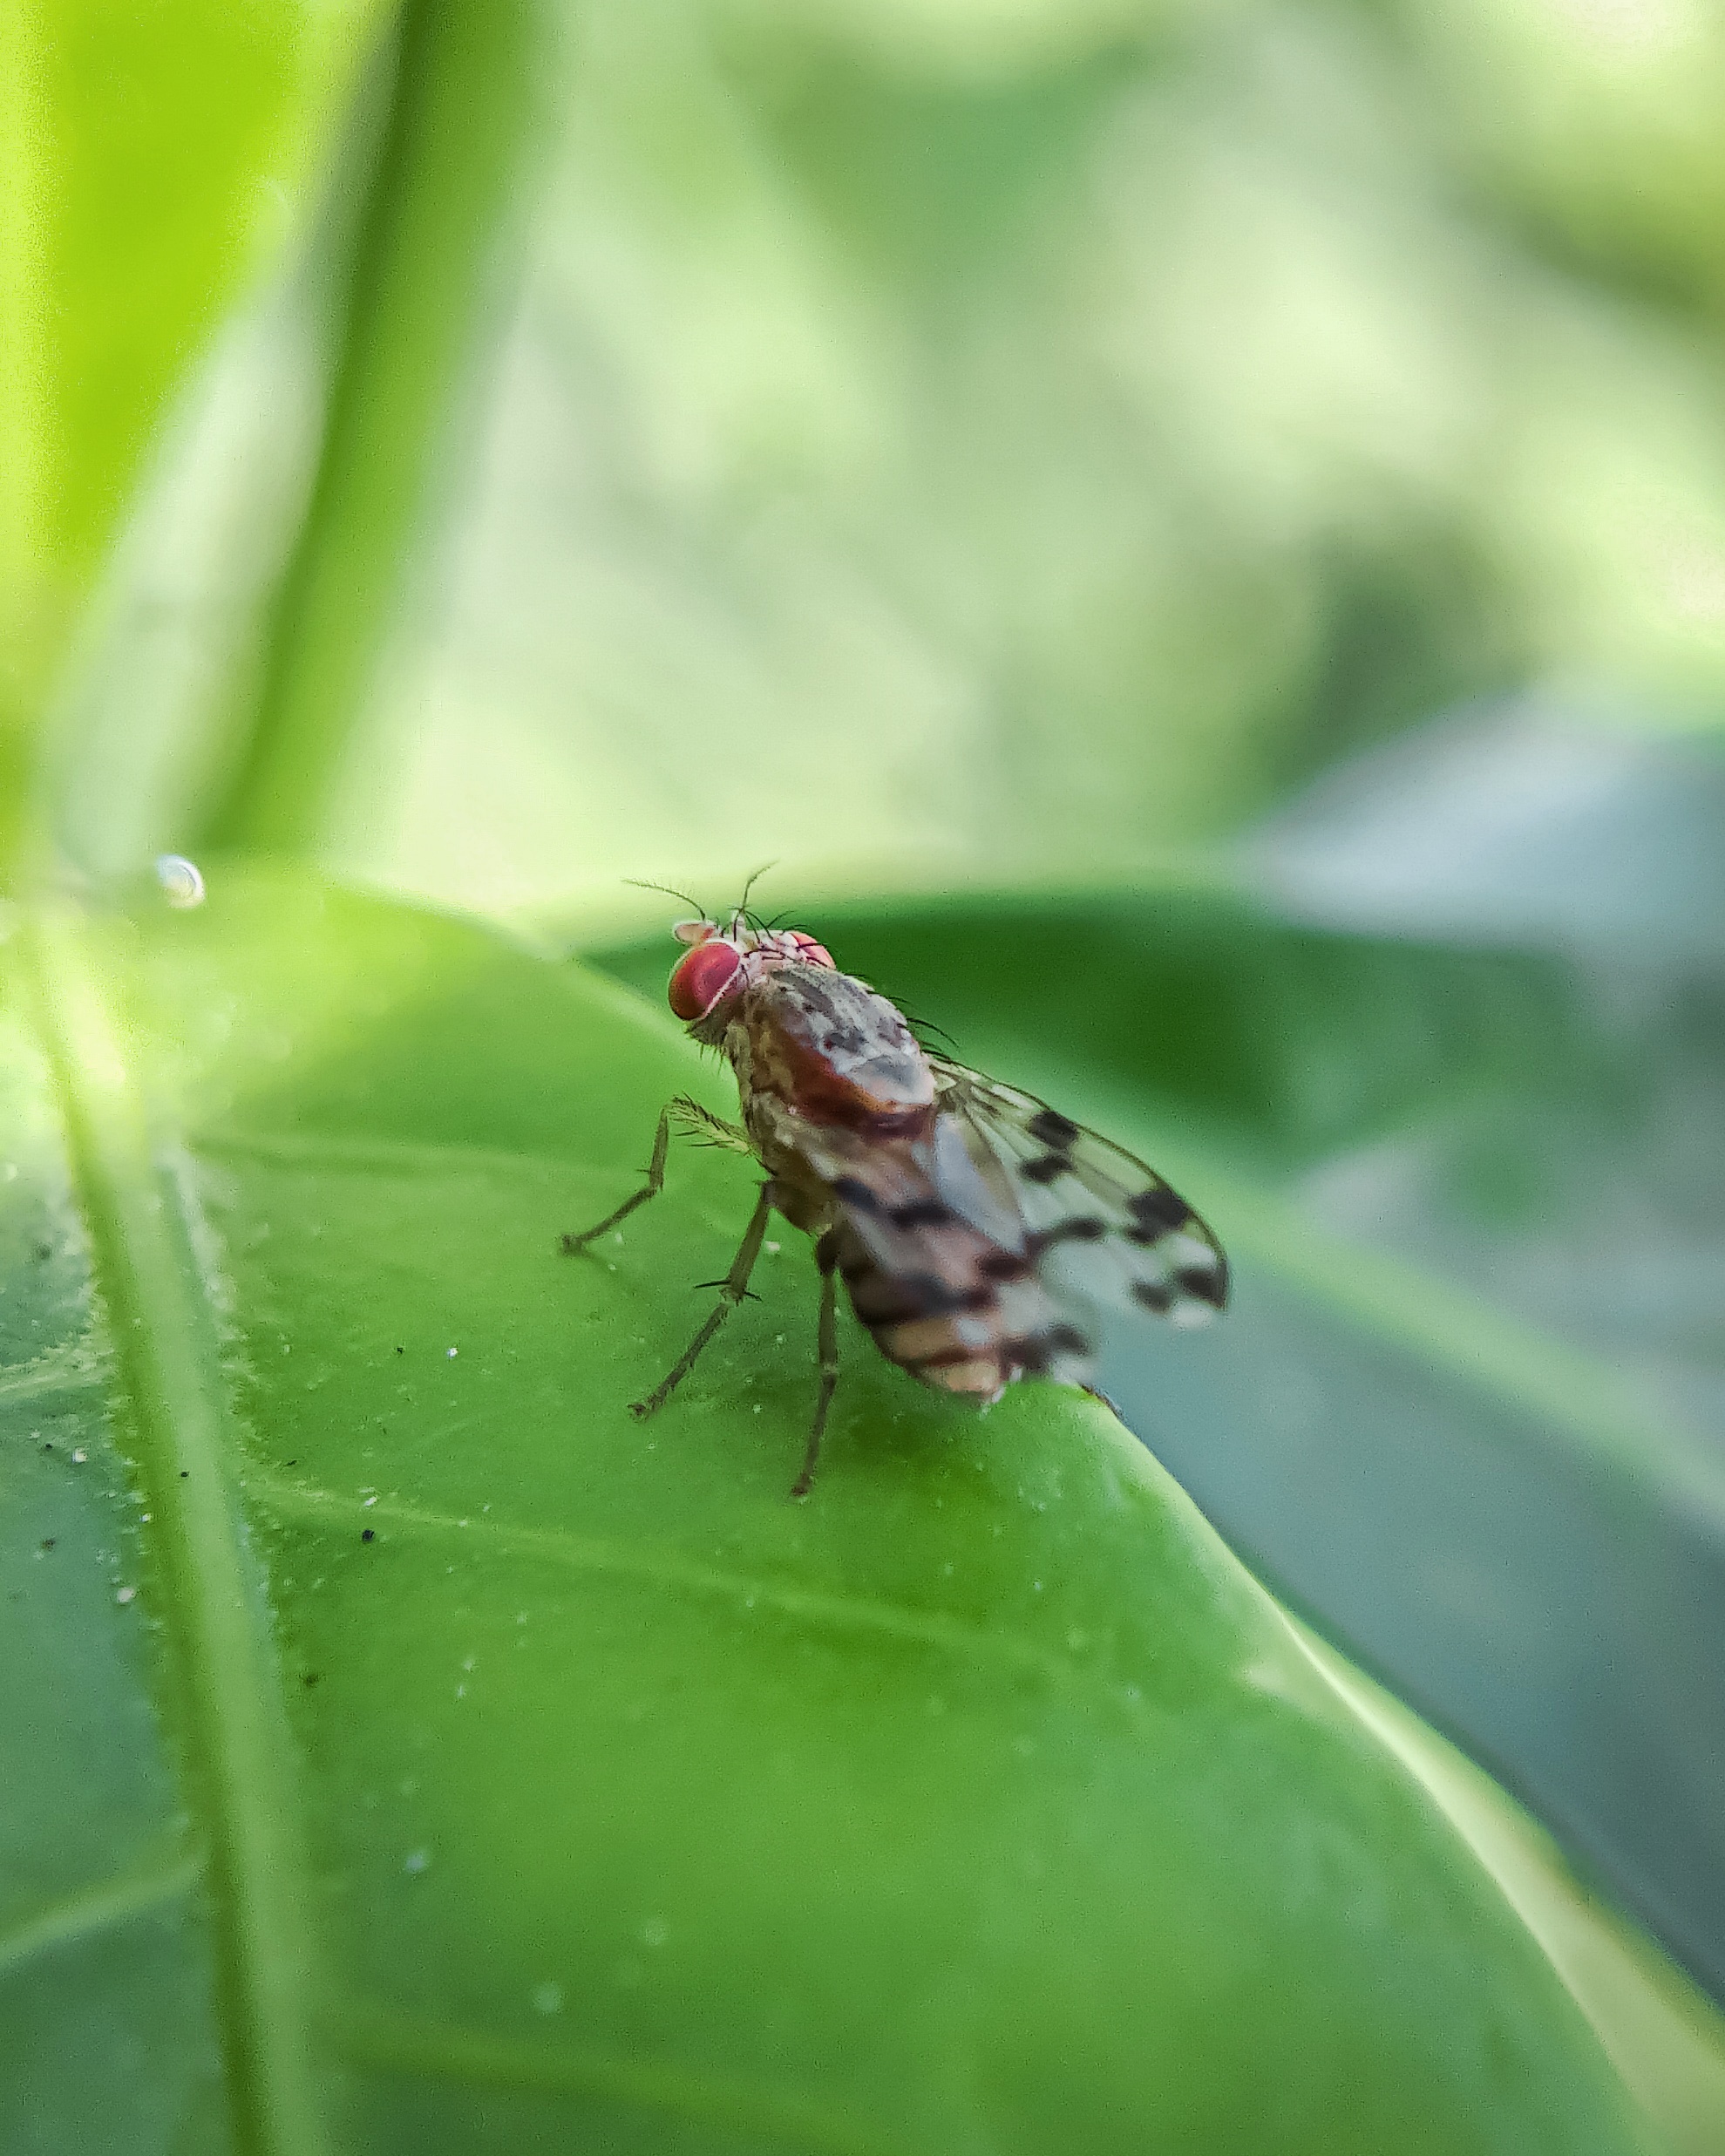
0, 0, 386, 853
204, 0, 549, 857
585, 820, 1725, 2023
2, 866, 1648, 2153
45, 1, 1725, 919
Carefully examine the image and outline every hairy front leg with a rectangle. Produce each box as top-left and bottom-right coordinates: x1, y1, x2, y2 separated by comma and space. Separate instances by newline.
630, 1185, 774, 1420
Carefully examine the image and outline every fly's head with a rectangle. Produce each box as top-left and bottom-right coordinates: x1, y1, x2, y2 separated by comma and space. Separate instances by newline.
666, 912, 835, 1042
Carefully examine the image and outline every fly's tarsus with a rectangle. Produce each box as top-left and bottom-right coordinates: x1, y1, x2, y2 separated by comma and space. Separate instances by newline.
560, 1104, 673, 1252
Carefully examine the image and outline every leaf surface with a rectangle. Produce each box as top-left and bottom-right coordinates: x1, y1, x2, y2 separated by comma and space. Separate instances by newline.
613, 849, 1725, 2019
0, 867, 1647, 2154
1, 0, 385, 816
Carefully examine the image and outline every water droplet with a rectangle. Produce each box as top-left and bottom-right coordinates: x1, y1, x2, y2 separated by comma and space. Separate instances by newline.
155, 854, 206, 908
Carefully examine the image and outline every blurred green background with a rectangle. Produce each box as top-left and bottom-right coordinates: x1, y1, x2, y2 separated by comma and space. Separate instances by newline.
9, 0, 1725, 2144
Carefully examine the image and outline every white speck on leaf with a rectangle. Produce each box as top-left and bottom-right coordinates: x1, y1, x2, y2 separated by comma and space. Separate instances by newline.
446, 1347, 458, 1358
115, 1586, 136, 1605
533, 1983, 563, 2015
71, 1449, 86, 1465
404, 1849, 430, 1874
642, 1918, 668, 1948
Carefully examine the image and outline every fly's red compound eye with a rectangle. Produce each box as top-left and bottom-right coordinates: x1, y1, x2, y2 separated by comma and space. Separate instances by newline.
668, 938, 743, 1021
784, 931, 835, 969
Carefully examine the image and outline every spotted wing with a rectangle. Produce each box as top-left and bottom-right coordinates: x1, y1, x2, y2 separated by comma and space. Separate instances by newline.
750, 1092, 1093, 1396
927, 1054, 1229, 1328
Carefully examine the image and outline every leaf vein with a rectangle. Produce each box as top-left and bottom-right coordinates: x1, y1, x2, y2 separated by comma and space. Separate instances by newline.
28, 910, 332, 2156
328, 1999, 926, 2156
248, 1471, 1101, 1697
0, 1849, 201, 1979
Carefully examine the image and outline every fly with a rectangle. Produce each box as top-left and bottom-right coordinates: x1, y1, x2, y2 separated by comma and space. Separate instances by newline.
562, 898, 1227, 1497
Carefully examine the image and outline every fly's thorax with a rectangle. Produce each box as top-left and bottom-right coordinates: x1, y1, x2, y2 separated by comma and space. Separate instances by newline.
740, 967, 935, 1129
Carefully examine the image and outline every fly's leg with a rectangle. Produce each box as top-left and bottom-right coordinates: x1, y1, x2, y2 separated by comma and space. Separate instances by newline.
791, 1233, 840, 1500
630, 1185, 773, 1420
560, 1106, 672, 1254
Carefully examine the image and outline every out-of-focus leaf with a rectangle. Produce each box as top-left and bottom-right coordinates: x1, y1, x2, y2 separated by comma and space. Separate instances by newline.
0, 0, 388, 856
42, 0, 1725, 917
41, 0, 553, 881
591, 760, 1725, 2011
0, 866, 1649, 2153
1243, 694, 1725, 957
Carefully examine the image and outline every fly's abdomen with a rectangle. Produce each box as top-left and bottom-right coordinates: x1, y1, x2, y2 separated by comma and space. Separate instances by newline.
829, 1220, 1090, 1403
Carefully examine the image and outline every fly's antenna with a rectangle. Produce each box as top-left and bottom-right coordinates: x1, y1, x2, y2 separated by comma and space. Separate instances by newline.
625, 877, 710, 922
735, 861, 778, 925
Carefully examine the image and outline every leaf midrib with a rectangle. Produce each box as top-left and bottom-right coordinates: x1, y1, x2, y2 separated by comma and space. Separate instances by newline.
28, 907, 329, 2156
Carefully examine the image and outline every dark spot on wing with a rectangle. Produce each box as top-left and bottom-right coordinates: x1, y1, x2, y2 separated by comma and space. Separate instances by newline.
1020, 1153, 1069, 1186
832, 1175, 880, 1211
1132, 1280, 1173, 1313
1033, 1216, 1106, 1247
1008, 1323, 1091, 1374
1177, 1263, 1227, 1307
977, 1249, 1034, 1281
1124, 1186, 1192, 1242
889, 1198, 954, 1228
1028, 1107, 1080, 1148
